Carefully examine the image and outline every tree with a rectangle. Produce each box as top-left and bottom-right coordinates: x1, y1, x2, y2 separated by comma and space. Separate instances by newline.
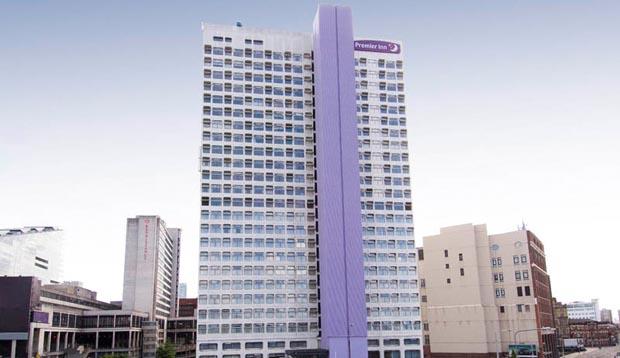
510, 350, 517, 358
101, 355, 128, 358
156, 342, 176, 358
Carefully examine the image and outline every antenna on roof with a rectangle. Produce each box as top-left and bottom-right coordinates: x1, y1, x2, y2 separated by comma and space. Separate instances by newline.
520, 219, 527, 231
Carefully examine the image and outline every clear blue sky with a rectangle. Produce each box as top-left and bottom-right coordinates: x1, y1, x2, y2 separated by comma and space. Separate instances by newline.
1, 0, 619, 317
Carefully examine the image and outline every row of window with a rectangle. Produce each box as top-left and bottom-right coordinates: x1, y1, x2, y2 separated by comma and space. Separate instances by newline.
357, 104, 406, 115
363, 239, 416, 250
199, 279, 315, 291
357, 81, 405, 92
199, 322, 318, 334
362, 214, 413, 223
492, 254, 528, 267
204, 82, 313, 99
199, 237, 414, 250
493, 271, 530, 282
201, 197, 311, 209
355, 58, 403, 69
204, 45, 309, 62
202, 146, 308, 157
367, 307, 420, 317
199, 265, 316, 276
359, 127, 408, 138
367, 321, 421, 331
202, 210, 312, 222
202, 171, 307, 183
203, 184, 311, 196
205, 103, 306, 115
357, 93, 405, 103
200, 237, 314, 249
205, 58, 306, 73
206, 70, 308, 85
200, 251, 313, 263
364, 266, 417, 277
200, 307, 317, 320
361, 189, 412, 198
365, 279, 418, 290
355, 69, 404, 80
199, 293, 317, 305
202, 159, 309, 171
364, 253, 416, 262
499, 304, 532, 313
199, 340, 306, 351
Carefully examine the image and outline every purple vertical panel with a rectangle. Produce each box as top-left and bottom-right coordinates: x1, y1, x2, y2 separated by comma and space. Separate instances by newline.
313, 4, 368, 357
313, 3, 349, 344
335, 6, 368, 341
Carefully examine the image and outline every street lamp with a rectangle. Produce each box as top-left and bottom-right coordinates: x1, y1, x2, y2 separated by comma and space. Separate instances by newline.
513, 327, 556, 357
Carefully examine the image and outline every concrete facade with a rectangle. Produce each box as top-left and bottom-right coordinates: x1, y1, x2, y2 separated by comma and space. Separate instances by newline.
419, 224, 557, 358
566, 300, 600, 321
122, 216, 180, 321
0, 226, 64, 284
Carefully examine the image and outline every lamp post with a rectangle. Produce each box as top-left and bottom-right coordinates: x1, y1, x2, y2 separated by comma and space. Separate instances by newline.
513, 327, 556, 357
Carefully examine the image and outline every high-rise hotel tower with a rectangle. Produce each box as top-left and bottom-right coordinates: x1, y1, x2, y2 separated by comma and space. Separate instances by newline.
199, 5, 420, 358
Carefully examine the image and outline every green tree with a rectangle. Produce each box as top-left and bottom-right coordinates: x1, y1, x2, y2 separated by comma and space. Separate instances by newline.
156, 342, 176, 358
101, 354, 128, 358
510, 350, 517, 358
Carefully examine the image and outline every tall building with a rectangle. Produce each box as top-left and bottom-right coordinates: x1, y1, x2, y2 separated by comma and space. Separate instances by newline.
179, 282, 188, 299
122, 216, 181, 321
566, 299, 600, 321
419, 224, 557, 358
198, 4, 420, 358
0, 226, 64, 284
599, 308, 612, 323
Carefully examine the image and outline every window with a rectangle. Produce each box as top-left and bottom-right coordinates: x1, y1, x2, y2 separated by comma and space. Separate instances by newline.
513, 255, 520, 264
460, 268, 465, 276
444, 250, 448, 257
520, 255, 527, 263
500, 306, 505, 313
445, 263, 449, 269
497, 257, 502, 266
446, 278, 451, 284
524, 286, 531, 296
290, 341, 307, 349
522, 270, 529, 280
458, 253, 463, 261
517, 287, 523, 297
515, 271, 521, 280
517, 304, 523, 312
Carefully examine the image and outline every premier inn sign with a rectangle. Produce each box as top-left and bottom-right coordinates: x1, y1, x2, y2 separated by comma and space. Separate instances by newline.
353, 40, 401, 54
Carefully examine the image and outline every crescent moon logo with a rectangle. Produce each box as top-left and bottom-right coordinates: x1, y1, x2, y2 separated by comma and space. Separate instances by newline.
389, 43, 400, 53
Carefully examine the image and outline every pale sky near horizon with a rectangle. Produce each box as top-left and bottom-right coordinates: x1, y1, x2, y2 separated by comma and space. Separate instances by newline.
1, 0, 619, 319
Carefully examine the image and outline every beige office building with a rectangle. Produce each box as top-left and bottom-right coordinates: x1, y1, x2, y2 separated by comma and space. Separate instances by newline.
419, 224, 557, 358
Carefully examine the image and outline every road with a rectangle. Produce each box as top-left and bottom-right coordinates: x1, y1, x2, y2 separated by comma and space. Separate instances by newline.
565, 346, 620, 357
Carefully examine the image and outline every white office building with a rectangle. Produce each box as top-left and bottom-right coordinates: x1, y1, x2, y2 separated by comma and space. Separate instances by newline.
122, 216, 181, 322
198, 5, 420, 358
0, 226, 64, 284
566, 299, 601, 321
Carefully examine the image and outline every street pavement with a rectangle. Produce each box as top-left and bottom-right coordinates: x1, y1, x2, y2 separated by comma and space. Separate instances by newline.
565, 346, 620, 357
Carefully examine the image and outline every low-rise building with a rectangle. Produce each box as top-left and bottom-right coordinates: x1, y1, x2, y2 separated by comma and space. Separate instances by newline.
566, 299, 600, 321
166, 298, 197, 358
419, 224, 558, 358
568, 319, 618, 347
0, 276, 148, 358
